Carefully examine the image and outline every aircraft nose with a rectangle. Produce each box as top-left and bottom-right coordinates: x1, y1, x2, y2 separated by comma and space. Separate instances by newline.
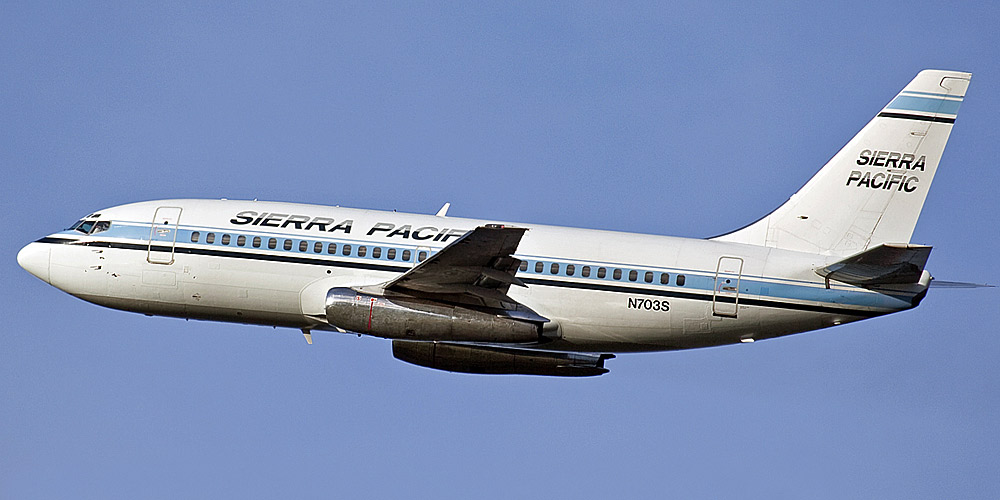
17, 242, 51, 284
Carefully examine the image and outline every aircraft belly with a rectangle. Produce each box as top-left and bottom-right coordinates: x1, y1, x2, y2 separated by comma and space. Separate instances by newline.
513, 285, 700, 351
74, 249, 318, 327
512, 284, 868, 352
173, 255, 318, 324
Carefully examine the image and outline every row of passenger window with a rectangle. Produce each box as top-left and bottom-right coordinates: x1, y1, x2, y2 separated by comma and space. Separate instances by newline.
518, 260, 686, 286
190, 231, 429, 262
189, 230, 685, 286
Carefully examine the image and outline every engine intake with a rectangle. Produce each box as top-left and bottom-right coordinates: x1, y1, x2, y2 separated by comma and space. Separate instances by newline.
325, 287, 540, 343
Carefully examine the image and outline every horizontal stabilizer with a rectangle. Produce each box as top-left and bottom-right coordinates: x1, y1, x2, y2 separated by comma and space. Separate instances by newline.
816, 243, 932, 286
929, 280, 995, 288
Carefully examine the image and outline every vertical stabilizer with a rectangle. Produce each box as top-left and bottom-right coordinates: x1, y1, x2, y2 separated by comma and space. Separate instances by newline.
713, 70, 970, 256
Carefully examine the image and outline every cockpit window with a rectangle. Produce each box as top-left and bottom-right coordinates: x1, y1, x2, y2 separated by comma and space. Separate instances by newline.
69, 219, 111, 235
71, 220, 95, 234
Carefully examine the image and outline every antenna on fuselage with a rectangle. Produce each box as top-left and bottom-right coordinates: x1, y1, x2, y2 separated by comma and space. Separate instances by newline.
436, 202, 451, 217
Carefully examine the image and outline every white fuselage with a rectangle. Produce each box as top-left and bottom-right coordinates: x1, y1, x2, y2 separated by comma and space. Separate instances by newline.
19, 199, 922, 353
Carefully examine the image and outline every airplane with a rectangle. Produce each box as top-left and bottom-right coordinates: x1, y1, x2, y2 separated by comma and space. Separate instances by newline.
17, 69, 980, 376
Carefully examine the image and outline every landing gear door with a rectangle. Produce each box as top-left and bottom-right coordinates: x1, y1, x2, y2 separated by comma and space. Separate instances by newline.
713, 256, 743, 318
148, 206, 182, 265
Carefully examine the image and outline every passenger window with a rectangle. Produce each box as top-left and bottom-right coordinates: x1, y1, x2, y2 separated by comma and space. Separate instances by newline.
253, 236, 261, 248
550, 263, 560, 274
418, 251, 428, 262
299, 241, 308, 252
597, 267, 607, 279
372, 247, 381, 259
206, 233, 216, 244
268, 238, 277, 249
327, 243, 336, 254
535, 262, 544, 273
358, 246, 367, 257
191, 231, 200, 243
582, 266, 591, 278
283, 239, 292, 251
676, 275, 686, 286
221, 234, 231, 245
644, 271, 653, 283
613, 269, 622, 280
660, 273, 670, 285
387, 248, 396, 260
314, 242, 322, 253
629, 270, 638, 281
519, 261, 528, 272
237, 235, 246, 247
343, 244, 352, 256
402, 249, 411, 261
566, 264, 575, 276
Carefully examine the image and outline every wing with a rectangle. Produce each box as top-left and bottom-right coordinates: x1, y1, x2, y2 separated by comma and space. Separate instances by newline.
382, 225, 535, 313
373, 225, 615, 375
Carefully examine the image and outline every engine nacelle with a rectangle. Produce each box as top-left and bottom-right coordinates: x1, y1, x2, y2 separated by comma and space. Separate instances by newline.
325, 287, 540, 343
392, 340, 613, 377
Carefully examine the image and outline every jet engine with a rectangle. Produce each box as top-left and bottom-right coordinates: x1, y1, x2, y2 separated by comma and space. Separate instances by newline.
325, 287, 540, 343
392, 340, 613, 377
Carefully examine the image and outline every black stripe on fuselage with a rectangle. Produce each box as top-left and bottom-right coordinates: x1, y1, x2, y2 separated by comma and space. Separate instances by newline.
36, 236, 78, 244
37, 238, 889, 317
877, 111, 956, 124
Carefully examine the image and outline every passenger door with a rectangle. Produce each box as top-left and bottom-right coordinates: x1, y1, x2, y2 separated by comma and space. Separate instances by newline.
713, 256, 743, 318
147, 206, 182, 265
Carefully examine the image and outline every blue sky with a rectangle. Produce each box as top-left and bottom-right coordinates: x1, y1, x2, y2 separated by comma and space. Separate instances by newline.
3, 2, 999, 498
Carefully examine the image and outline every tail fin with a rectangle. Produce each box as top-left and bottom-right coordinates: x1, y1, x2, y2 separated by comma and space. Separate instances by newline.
713, 69, 971, 256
